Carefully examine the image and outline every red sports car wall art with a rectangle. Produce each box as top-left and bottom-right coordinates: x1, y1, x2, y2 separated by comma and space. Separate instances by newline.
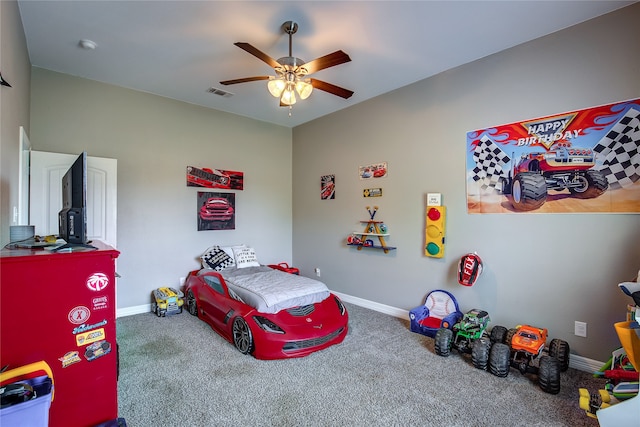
199, 197, 234, 222
186, 166, 244, 190
197, 192, 235, 231
183, 267, 349, 360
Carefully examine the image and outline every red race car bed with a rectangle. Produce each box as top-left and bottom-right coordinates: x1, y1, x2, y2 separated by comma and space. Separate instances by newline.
184, 257, 348, 360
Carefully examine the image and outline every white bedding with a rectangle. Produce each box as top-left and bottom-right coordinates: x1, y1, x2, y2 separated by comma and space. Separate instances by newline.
201, 266, 330, 314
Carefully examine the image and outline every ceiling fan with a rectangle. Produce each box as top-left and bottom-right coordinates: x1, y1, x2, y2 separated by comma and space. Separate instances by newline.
220, 21, 354, 109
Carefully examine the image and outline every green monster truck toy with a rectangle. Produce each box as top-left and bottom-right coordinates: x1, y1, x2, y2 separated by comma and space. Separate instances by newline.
434, 308, 493, 370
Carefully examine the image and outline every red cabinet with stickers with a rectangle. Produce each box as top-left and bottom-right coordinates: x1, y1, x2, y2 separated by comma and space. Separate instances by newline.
0, 241, 120, 427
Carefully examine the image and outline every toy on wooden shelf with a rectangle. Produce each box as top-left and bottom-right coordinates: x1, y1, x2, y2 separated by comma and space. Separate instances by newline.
346, 206, 396, 254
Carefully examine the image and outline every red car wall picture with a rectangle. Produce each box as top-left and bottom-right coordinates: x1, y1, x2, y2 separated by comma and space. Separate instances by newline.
359, 162, 388, 180
321, 175, 335, 200
187, 166, 244, 190
466, 98, 640, 213
197, 192, 235, 231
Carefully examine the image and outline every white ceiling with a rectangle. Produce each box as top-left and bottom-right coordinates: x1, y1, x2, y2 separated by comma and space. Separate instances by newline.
17, 1, 634, 128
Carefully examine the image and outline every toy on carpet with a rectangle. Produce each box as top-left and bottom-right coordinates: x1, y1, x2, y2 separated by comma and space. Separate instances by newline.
579, 269, 640, 425
486, 324, 570, 394
409, 289, 462, 338
592, 347, 640, 397
457, 252, 483, 286
151, 287, 184, 317
434, 308, 492, 370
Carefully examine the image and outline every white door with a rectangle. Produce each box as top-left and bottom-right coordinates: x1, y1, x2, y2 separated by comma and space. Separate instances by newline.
18, 127, 31, 225
29, 151, 117, 247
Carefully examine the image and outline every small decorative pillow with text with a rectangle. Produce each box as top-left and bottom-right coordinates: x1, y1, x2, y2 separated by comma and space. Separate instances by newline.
201, 246, 235, 271
233, 246, 261, 268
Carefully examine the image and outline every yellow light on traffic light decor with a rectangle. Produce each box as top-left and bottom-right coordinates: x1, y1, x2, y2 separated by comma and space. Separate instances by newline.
425, 206, 446, 258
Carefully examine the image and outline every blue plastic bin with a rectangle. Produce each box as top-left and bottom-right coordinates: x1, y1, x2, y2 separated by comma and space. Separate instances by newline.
0, 361, 54, 427
0, 375, 53, 427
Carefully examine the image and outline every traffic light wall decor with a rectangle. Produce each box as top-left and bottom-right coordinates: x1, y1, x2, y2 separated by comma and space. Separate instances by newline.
425, 206, 446, 258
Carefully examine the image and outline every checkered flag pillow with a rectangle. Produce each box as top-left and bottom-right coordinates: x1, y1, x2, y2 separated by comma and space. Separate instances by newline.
201, 246, 235, 271
593, 107, 640, 189
471, 136, 511, 193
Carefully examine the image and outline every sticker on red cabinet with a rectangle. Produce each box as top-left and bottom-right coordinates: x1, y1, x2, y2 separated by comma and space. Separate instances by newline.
84, 340, 111, 362
76, 328, 106, 346
68, 306, 91, 324
92, 295, 109, 310
86, 272, 109, 291
59, 351, 82, 368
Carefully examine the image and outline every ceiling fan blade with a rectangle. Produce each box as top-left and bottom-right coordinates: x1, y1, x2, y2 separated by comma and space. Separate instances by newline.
234, 42, 280, 69
220, 76, 271, 85
310, 78, 354, 99
301, 50, 351, 75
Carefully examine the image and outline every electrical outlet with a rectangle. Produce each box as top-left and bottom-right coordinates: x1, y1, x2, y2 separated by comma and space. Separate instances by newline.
314, 268, 321, 277
574, 321, 587, 337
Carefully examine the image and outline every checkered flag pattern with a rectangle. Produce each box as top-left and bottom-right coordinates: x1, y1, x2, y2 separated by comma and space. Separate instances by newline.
471, 136, 511, 193
593, 107, 640, 189
201, 246, 235, 271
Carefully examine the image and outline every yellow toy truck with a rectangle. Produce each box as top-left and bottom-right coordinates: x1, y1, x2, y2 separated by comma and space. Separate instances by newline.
151, 287, 184, 317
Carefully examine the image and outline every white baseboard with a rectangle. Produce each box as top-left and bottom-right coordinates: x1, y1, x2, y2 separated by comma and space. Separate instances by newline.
333, 291, 410, 320
117, 291, 603, 373
568, 355, 603, 373
117, 304, 151, 318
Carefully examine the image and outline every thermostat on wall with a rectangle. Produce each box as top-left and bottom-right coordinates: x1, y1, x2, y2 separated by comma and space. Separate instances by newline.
427, 193, 442, 206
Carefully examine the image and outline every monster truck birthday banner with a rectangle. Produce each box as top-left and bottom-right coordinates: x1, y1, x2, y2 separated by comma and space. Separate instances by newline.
466, 98, 640, 214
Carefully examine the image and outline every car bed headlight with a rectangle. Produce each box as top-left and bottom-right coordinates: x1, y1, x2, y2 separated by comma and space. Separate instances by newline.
334, 297, 346, 316
253, 316, 285, 334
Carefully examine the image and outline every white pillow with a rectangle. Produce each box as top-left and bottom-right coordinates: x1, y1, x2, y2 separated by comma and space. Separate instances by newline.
233, 246, 260, 268
221, 245, 246, 261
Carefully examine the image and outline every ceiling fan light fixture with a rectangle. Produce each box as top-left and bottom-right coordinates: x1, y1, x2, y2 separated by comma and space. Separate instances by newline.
295, 80, 313, 100
222, 21, 352, 114
280, 85, 297, 106
267, 77, 286, 97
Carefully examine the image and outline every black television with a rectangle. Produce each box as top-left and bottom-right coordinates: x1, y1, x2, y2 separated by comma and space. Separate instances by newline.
55, 152, 96, 251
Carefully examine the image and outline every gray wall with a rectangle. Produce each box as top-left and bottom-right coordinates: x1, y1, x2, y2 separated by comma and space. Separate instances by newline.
0, 0, 31, 246
292, 4, 640, 362
29, 68, 292, 309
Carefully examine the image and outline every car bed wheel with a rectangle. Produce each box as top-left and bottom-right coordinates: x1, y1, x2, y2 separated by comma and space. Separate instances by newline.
186, 290, 198, 316
232, 317, 254, 355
